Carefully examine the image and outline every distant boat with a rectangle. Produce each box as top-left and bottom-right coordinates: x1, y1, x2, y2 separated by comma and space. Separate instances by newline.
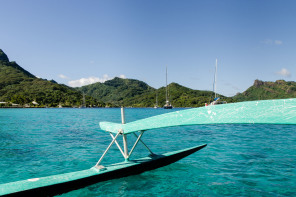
32, 100, 39, 105
164, 66, 173, 109
164, 100, 172, 109
209, 59, 227, 106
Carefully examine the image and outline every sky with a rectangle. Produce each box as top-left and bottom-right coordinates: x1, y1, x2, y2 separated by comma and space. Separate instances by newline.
1, 0, 296, 96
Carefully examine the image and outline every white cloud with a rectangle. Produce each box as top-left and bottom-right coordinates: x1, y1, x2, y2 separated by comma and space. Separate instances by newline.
276, 68, 291, 77
262, 39, 283, 45
119, 74, 126, 79
58, 74, 68, 79
274, 40, 283, 45
68, 75, 112, 87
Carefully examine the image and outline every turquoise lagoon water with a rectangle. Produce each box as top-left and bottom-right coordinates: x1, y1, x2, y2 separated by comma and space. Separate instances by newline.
0, 108, 295, 196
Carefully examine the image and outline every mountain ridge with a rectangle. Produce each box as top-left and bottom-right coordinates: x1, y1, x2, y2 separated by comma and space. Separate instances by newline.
1, 49, 295, 107
77, 78, 234, 107
0, 49, 103, 107
234, 79, 296, 101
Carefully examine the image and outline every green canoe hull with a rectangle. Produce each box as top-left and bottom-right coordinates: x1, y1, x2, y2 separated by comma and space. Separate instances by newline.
0, 144, 206, 197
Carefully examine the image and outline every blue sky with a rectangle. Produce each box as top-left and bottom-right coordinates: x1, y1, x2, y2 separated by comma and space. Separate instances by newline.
1, 0, 296, 96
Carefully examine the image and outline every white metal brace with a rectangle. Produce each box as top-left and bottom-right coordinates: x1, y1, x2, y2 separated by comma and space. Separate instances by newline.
133, 132, 154, 155
109, 132, 125, 158
95, 107, 154, 167
95, 130, 121, 167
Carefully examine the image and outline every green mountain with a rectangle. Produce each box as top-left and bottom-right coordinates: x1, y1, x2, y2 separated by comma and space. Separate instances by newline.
77, 77, 155, 107
2, 49, 296, 108
0, 49, 9, 62
77, 78, 235, 107
0, 49, 103, 107
160, 83, 234, 107
234, 79, 296, 101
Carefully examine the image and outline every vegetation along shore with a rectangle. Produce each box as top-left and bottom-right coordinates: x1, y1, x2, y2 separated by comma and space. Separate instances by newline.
1, 49, 295, 108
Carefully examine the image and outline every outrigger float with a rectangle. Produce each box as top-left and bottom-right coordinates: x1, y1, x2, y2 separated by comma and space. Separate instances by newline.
1, 98, 296, 196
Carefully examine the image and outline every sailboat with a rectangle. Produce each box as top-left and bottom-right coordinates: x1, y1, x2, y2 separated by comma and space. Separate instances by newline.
164, 66, 173, 109
154, 92, 159, 108
80, 92, 86, 108
210, 59, 227, 105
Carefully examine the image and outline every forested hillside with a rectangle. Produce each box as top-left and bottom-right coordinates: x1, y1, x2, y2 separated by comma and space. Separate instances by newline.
77, 77, 155, 107
77, 78, 235, 107
0, 49, 104, 107
1, 49, 295, 108
234, 79, 296, 101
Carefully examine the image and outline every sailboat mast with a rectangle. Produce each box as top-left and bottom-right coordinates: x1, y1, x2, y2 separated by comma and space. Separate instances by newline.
83, 92, 86, 107
166, 66, 168, 102
214, 59, 217, 98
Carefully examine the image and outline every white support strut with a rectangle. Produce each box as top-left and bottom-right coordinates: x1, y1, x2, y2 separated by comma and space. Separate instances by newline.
96, 108, 154, 167
133, 132, 154, 155
128, 131, 144, 158
121, 107, 125, 124
123, 134, 128, 160
109, 133, 125, 158
121, 107, 129, 160
95, 130, 121, 167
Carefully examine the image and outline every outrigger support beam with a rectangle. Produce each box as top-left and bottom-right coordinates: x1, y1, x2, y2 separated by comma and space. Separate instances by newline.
95, 108, 155, 167
95, 130, 154, 167
128, 131, 144, 158
95, 130, 121, 167
121, 107, 129, 161
109, 133, 125, 158
133, 132, 154, 155
123, 134, 128, 161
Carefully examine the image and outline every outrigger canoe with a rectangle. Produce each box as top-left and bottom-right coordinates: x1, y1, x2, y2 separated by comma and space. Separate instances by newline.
1, 98, 296, 196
